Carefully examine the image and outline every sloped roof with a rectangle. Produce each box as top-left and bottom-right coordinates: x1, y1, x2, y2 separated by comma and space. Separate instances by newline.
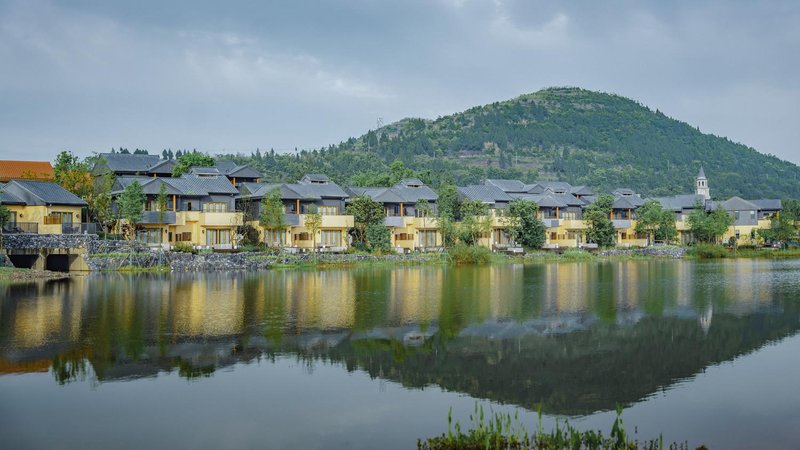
0, 182, 26, 205
97, 153, 163, 173
484, 179, 527, 193
715, 196, 760, 212
529, 181, 573, 194
0, 161, 55, 181
612, 196, 641, 210
293, 179, 349, 199
175, 174, 239, 195
510, 193, 568, 208
214, 160, 262, 178
189, 167, 221, 176
750, 199, 782, 211
613, 188, 637, 196
570, 185, 594, 196
301, 174, 331, 183
697, 166, 706, 178
348, 183, 438, 204
347, 187, 403, 203
148, 159, 176, 174
7, 180, 87, 206
651, 194, 707, 212
458, 185, 513, 204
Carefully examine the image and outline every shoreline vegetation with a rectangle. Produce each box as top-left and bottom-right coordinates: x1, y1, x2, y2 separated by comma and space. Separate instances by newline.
3, 244, 800, 281
418, 404, 704, 450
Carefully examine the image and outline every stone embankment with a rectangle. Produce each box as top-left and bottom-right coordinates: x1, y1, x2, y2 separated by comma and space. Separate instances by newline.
597, 247, 687, 258
86, 240, 441, 272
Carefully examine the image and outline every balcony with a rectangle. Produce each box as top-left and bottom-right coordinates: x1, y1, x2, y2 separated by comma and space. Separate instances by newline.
542, 218, 560, 228
177, 211, 244, 227
560, 219, 587, 230
612, 219, 632, 229
62, 223, 98, 234
2, 222, 38, 234
140, 211, 177, 225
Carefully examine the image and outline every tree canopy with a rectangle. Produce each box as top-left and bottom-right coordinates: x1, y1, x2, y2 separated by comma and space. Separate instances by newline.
505, 199, 546, 249
172, 151, 215, 176
585, 195, 616, 247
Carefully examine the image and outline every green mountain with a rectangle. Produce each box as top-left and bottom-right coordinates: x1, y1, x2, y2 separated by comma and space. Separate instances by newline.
221, 87, 800, 198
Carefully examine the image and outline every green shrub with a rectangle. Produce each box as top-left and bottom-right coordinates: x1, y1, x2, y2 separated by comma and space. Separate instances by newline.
448, 244, 492, 264
688, 243, 728, 259
172, 242, 194, 254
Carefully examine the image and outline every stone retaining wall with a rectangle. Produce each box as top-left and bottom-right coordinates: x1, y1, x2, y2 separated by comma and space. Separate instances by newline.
2, 234, 97, 250
598, 247, 687, 258
86, 250, 440, 272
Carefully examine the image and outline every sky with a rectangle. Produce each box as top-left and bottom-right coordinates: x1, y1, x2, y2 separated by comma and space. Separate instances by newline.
1, 0, 799, 164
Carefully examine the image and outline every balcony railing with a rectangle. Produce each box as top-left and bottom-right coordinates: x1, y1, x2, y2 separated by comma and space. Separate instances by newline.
1, 222, 38, 234
141, 211, 177, 224
62, 223, 98, 234
43, 216, 63, 225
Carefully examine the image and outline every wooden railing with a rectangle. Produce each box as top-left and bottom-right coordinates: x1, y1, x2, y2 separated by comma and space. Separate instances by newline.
43, 216, 62, 225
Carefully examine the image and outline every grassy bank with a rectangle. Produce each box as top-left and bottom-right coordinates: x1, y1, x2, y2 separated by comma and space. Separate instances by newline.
419, 405, 702, 450
0, 266, 71, 282
687, 243, 800, 260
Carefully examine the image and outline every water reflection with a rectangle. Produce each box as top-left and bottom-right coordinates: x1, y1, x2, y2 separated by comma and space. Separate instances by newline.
1, 260, 799, 415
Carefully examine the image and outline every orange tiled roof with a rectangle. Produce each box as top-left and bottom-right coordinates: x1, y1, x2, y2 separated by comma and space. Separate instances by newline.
0, 160, 55, 182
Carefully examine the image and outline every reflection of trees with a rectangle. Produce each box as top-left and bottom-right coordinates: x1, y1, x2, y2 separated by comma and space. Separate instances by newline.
0, 263, 798, 416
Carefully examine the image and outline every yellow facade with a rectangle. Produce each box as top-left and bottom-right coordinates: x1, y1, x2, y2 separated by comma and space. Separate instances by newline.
5, 205, 82, 234
248, 214, 354, 251
120, 211, 244, 249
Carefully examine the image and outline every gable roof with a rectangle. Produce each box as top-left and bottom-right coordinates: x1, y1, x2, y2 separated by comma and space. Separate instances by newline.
0, 161, 55, 182
651, 194, 707, 212
750, 199, 782, 211
0, 182, 26, 205
484, 179, 527, 193
458, 185, 513, 205
96, 153, 164, 173
714, 196, 760, 212
214, 160, 262, 178
527, 181, 573, 194
6, 180, 87, 206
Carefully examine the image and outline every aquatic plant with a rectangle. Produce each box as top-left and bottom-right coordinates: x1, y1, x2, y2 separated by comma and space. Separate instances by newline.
418, 403, 701, 450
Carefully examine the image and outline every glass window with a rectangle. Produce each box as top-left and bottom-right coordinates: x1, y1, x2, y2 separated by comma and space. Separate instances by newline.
203, 202, 228, 213
206, 228, 231, 246
320, 230, 341, 246
317, 206, 338, 216
265, 229, 286, 246
420, 230, 437, 247
136, 228, 162, 244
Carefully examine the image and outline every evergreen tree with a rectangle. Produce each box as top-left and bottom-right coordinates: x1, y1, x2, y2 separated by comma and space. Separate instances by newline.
119, 181, 145, 240
506, 199, 546, 249
259, 188, 286, 246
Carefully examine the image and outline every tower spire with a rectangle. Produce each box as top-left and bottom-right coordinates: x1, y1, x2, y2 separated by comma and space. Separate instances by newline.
696, 166, 710, 200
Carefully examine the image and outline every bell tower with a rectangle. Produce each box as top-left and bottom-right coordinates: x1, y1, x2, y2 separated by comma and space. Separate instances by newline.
696, 166, 710, 200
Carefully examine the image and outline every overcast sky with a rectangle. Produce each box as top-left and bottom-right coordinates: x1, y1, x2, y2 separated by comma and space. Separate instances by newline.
1, 0, 798, 164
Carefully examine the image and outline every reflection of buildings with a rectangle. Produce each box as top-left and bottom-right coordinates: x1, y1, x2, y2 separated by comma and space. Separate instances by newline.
1, 261, 798, 415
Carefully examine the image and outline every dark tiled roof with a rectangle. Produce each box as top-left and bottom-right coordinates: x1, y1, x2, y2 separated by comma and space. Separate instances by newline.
97, 153, 163, 173
712, 196, 760, 212
529, 181, 573, 194
484, 179, 527, 193
750, 199, 782, 210
214, 160, 263, 178
651, 194, 707, 211
301, 174, 331, 183
0, 182, 26, 205
458, 185, 513, 205
8, 180, 87, 206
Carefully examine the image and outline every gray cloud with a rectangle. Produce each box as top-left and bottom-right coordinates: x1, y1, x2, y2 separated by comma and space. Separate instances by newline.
1, 0, 798, 164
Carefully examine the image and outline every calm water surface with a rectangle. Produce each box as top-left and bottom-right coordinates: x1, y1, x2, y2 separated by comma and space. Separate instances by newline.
1, 259, 800, 449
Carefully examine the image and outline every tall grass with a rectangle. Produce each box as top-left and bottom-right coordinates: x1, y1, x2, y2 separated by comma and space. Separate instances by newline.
447, 244, 493, 264
419, 403, 700, 450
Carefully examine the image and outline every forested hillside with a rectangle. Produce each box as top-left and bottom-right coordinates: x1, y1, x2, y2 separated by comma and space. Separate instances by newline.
219, 87, 800, 198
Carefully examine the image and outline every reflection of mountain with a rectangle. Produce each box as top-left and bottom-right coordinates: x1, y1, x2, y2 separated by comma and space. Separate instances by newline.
1, 261, 798, 415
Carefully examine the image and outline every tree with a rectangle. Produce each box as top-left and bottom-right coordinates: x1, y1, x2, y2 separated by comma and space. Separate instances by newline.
157, 182, 169, 224
458, 200, 490, 246
688, 202, 733, 243
506, 198, 546, 249
304, 205, 322, 254
54, 151, 93, 199
119, 181, 145, 240
87, 172, 116, 233
365, 223, 391, 253
585, 194, 616, 247
635, 200, 677, 245
346, 195, 385, 250
172, 151, 215, 176
259, 188, 286, 246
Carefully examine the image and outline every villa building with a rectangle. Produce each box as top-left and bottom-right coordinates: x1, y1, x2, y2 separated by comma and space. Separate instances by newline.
347, 178, 441, 251
0, 180, 89, 234
110, 169, 243, 249
236, 174, 353, 251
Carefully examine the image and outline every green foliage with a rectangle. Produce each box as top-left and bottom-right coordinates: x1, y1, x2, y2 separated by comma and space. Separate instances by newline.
506, 199, 546, 249
687, 243, 729, 259
216, 88, 800, 198
346, 195, 386, 249
635, 200, 677, 245
156, 182, 168, 224
0, 186, 9, 227
172, 151, 215, 176
87, 172, 116, 233
237, 224, 261, 247
688, 203, 733, 243
419, 403, 678, 450
119, 181, 145, 238
303, 205, 322, 250
171, 242, 195, 254
458, 200, 490, 246
365, 223, 391, 253
585, 195, 616, 247
259, 188, 286, 239
53, 150, 93, 199
447, 243, 492, 264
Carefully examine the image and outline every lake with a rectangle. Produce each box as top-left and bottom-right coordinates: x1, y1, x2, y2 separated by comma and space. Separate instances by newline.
1, 259, 799, 449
